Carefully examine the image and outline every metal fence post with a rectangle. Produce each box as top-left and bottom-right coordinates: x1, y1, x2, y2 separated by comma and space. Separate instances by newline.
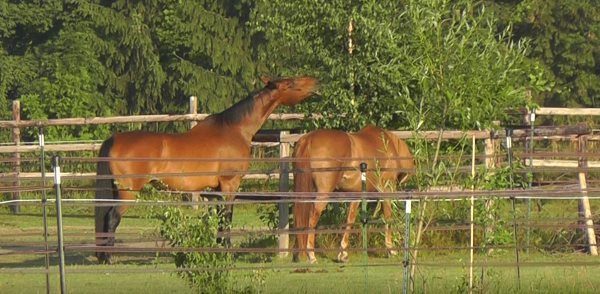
360, 162, 368, 293
52, 156, 67, 294
506, 128, 521, 289
402, 198, 412, 294
40, 128, 50, 294
526, 110, 536, 254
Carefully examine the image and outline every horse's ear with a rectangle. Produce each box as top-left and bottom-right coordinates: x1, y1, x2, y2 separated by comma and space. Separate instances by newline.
260, 76, 271, 85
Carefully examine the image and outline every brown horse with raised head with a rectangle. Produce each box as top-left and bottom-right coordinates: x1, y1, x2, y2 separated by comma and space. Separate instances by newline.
292, 125, 414, 263
95, 76, 318, 263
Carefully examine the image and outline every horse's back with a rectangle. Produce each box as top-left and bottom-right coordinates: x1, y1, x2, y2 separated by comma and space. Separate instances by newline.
296, 129, 354, 163
294, 129, 353, 191
354, 124, 413, 162
350, 125, 414, 187
110, 131, 167, 158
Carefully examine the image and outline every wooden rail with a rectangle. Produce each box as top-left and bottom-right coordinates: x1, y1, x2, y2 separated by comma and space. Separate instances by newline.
0, 113, 315, 128
536, 108, 600, 116
2, 103, 600, 257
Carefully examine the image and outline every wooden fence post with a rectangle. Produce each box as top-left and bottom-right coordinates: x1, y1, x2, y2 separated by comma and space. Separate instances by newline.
484, 131, 496, 251
189, 96, 200, 210
484, 132, 496, 169
278, 131, 290, 257
189, 96, 198, 129
469, 135, 476, 293
578, 135, 597, 256
11, 100, 21, 214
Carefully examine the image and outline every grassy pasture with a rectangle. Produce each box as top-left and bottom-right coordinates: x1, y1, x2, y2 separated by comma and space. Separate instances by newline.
2, 199, 600, 294
2, 248, 600, 293
3, 146, 600, 293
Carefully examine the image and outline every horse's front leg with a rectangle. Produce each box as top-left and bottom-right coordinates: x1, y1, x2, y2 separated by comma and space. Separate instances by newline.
216, 203, 234, 247
382, 199, 398, 256
217, 177, 240, 247
337, 200, 360, 263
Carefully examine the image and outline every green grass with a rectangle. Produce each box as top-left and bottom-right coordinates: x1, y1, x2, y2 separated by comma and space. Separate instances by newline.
2, 254, 600, 293
3, 198, 600, 293
0, 264, 194, 294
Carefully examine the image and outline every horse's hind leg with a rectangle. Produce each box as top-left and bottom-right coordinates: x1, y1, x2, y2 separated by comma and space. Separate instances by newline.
306, 199, 328, 264
95, 203, 112, 263
292, 201, 311, 262
382, 199, 398, 256
337, 200, 360, 263
97, 189, 134, 264
98, 206, 123, 264
96, 203, 125, 264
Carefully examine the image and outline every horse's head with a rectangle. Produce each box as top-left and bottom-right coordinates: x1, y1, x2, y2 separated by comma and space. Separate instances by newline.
262, 76, 319, 106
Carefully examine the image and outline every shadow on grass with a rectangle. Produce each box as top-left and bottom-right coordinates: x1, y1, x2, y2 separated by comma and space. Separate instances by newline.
0, 211, 147, 219
0, 251, 165, 269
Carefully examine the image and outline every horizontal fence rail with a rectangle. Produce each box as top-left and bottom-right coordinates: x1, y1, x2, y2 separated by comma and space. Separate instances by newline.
3, 106, 600, 293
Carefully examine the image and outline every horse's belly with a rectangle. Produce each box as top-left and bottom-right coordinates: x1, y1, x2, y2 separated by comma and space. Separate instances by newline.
161, 175, 219, 191
159, 162, 221, 191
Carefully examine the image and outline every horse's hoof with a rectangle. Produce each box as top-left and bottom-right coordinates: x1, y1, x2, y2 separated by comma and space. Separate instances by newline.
337, 252, 349, 263
308, 257, 318, 264
96, 252, 112, 264
388, 250, 398, 257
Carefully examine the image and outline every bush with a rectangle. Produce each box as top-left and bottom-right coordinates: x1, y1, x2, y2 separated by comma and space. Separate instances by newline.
158, 206, 233, 293
139, 184, 233, 293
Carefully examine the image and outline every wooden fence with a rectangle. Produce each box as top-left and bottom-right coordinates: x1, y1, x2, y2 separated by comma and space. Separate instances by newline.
2, 100, 600, 255
2, 101, 599, 199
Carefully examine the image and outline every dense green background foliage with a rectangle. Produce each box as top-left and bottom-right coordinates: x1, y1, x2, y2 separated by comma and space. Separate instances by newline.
488, 0, 600, 108
2, 2, 598, 291
1, 0, 598, 134
251, 0, 540, 131
1, 0, 257, 140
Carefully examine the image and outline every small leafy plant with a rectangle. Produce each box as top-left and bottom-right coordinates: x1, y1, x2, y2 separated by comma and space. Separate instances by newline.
139, 184, 234, 293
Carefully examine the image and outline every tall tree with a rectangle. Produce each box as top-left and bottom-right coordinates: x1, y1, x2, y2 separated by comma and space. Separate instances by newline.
75, 0, 257, 114
0, 0, 258, 140
250, 0, 538, 131
489, 0, 600, 107
0, 1, 98, 140
0, 0, 65, 118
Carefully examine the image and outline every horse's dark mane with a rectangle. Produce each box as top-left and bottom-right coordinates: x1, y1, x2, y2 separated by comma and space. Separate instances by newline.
210, 88, 263, 125
208, 78, 282, 125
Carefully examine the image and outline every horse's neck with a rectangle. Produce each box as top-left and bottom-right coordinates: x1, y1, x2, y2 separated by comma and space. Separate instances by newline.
237, 94, 279, 142
196, 92, 279, 144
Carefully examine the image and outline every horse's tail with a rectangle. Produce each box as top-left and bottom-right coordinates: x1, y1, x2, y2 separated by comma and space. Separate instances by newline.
95, 136, 117, 262
292, 135, 314, 262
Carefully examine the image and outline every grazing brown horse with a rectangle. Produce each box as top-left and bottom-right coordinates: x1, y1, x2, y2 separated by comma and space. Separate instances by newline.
292, 125, 414, 263
95, 76, 318, 263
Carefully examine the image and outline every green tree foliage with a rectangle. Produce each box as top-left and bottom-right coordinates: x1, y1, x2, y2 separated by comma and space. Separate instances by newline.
489, 0, 600, 107
0, 1, 65, 119
0, 0, 257, 140
75, 0, 257, 114
251, 0, 536, 131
